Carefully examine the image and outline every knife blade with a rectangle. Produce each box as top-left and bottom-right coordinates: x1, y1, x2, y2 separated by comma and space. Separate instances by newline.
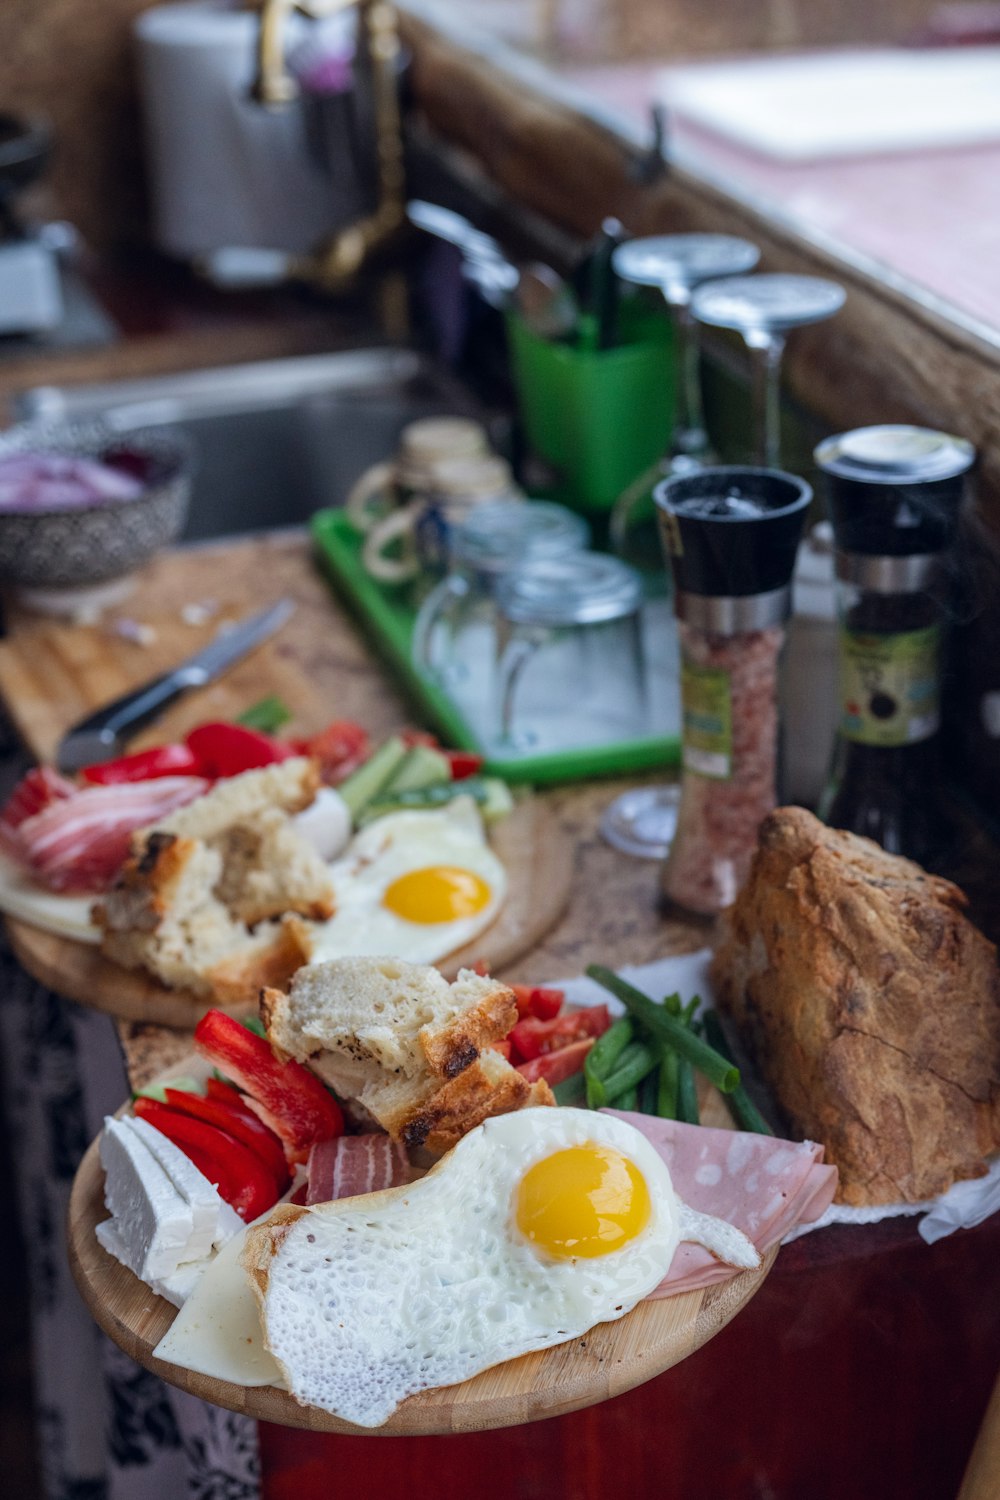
54, 598, 295, 775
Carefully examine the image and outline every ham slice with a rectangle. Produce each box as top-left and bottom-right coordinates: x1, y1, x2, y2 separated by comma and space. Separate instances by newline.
605, 1110, 838, 1298
7, 775, 208, 892
306, 1134, 414, 1206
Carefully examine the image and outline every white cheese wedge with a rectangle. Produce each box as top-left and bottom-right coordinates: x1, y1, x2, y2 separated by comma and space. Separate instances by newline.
98, 1117, 196, 1282
153, 1224, 284, 1388
0, 849, 100, 942
126, 1115, 242, 1257
95, 1220, 204, 1310
293, 786, 352, 862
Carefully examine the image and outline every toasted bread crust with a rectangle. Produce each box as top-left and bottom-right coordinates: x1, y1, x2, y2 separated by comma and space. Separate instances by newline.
418, 986, 518, 1079
400, 1057, 554, 1153
711, 806, 1000, 1205
207, 920, 314, 1007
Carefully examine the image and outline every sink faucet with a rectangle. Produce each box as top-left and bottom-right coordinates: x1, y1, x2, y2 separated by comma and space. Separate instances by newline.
246, 0, 406, 287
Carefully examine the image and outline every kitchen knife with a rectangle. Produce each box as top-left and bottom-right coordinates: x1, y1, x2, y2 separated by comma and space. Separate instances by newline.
54, 598, 295, 775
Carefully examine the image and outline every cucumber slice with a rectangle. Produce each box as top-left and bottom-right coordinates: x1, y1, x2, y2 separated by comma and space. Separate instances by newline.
337, 736, 408, 821
133, 1075, 204, 1104
382, 744, 452, 795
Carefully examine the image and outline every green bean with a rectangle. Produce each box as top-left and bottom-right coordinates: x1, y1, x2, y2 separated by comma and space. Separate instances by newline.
615, 1085, 639, 1111
638, 1069, 659, 1117
700, 1011, 775, 1136
584, 1016, 634, 1083
552, 1071, 587, 1107
656, 1046, 679, 1118
591, 1041, 659, 1107
585, 967, 739, 1093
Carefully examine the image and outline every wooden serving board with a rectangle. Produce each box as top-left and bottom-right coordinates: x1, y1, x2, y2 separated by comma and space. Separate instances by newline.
68, 1125, 776, 1437
5, 797, 572, 1026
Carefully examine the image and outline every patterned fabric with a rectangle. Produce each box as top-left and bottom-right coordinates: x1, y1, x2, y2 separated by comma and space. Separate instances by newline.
0, 938, 261, 1500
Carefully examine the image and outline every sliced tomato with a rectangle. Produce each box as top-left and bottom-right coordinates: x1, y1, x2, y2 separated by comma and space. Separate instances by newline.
132, 1097, 280, 1220
509, 1005, 611, 1063
511, 984, 564, 1021
194, 1009, 343, 1163
80, 744, 203, 785
162, 1086, 290, 1188
185, 722, 296, 779
297, 720, 370, 784
443, 750, 483, 780
517, 1037, 595, 1085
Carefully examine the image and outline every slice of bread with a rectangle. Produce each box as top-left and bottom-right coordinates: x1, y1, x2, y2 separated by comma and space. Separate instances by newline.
93, 759, 333, 1001
260, 956, 553, 1151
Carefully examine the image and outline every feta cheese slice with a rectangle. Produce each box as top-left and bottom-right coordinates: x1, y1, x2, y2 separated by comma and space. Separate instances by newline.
98, 1117, 195, 1282
126, 1115, 242, 1256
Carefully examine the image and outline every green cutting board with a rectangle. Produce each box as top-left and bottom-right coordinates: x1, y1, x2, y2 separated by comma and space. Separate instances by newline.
311, 509, 680, 785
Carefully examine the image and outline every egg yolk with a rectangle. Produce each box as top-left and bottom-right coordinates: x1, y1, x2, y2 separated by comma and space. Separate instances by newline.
382, 866, 492, 924
515, 1144, 651, 1259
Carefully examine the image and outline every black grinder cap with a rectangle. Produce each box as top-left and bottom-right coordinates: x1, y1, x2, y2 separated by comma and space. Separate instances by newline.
814, 425, 974, 557
653, 466, 813, 598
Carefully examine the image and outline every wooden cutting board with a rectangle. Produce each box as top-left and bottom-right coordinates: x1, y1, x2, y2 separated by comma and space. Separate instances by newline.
5, 797, 572, 1025
0, 566, 572, 1023
67, 1114, 776, 1437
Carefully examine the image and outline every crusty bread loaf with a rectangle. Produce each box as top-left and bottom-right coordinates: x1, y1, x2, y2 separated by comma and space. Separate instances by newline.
93, 759, 333, 1000
261, 957, 553, 1150
711, 806, 1000, 1205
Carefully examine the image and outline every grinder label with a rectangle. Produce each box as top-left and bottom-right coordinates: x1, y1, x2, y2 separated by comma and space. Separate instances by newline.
839, 624, 941, 747
680, 658, 732, 779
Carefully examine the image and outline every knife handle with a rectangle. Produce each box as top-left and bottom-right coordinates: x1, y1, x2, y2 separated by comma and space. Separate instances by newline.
56, 665, 208, 773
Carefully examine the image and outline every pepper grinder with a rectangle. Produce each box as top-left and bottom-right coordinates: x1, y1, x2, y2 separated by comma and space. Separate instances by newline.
815, 424, 974, 867
653, 466, 812, 916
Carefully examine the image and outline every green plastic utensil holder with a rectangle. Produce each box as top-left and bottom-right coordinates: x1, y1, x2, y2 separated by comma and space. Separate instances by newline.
507, 304, 676, 517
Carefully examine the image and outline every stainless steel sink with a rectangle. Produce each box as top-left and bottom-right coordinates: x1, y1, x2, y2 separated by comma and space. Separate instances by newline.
15, 349, 480, 541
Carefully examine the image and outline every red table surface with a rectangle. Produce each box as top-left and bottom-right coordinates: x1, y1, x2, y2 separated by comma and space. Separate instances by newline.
259, 1212, 1000, 1500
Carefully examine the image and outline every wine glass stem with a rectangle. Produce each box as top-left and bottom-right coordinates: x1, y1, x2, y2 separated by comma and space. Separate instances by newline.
751, 332, 786, 467
671, 297, 708, 461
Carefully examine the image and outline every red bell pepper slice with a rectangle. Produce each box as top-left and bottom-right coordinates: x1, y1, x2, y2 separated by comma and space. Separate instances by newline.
511, 984, 565, 1021
509, 1005, 611, 1063
517, 1037, 595, 1085
185, 722, 296, 779
193, 1009, 343, 1163
443, 750, 484, 781
132, 1097, 280, 1221
80, 744, 203, 785
162, 1086, 290, 1189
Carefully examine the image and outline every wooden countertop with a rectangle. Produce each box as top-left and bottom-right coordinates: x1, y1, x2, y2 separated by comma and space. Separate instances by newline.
0, 530, 700, 1088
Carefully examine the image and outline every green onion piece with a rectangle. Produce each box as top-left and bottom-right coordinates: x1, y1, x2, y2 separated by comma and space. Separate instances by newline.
552, 1071, 587, 1107
676, 1057, 700, 1124
595, 1041, 660, 1107
236, 695, 293, 733
701, 1011, 775, 1136
585, 966, 740, 1093
584, 1016, 633, 1084
664, 992, 682, 1017
615, 1084, 639, 1111
656, 1047, 679, 1118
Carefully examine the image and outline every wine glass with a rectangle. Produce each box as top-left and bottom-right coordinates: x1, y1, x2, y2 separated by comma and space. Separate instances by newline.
690, 274, 846, 468
600, 235, 760, 861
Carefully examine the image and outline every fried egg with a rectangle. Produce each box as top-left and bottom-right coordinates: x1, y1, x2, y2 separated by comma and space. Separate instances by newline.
306, 798, 506, 967
245, 1108, 685, 1427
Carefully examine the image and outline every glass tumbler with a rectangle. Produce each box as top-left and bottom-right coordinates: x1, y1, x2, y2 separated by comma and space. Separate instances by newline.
493, 552, 647, 755
411, 499, 591, 732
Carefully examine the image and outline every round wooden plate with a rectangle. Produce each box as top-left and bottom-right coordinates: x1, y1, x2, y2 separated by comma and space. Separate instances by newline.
68, 1128, 777, 1436
6, 798, 572, 1027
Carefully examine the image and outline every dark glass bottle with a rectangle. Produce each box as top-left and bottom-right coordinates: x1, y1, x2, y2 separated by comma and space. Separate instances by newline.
815, 425, 975, 868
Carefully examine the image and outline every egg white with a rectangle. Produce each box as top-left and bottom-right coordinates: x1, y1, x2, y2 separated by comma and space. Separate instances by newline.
306, 797, 507, 967
251, 1108, 680, 1427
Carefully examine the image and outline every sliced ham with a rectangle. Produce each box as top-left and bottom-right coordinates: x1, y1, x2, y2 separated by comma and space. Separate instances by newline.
306, 1134, 414, 1206
7, 775, 209, 892
605, 1110, 838, 1298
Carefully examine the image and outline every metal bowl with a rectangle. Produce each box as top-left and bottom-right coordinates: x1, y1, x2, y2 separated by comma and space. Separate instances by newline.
0, 421, 192, 591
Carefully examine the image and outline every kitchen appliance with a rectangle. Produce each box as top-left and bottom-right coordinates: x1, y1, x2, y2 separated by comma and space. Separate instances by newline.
0, 115, 63, 335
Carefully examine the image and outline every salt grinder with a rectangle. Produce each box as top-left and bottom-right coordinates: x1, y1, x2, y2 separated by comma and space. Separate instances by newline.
654, 466, 812, 915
